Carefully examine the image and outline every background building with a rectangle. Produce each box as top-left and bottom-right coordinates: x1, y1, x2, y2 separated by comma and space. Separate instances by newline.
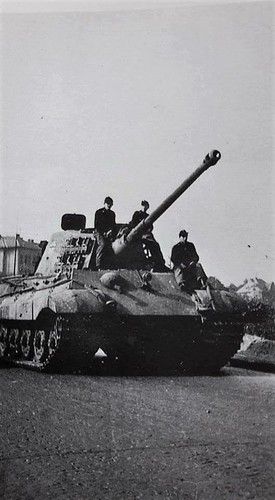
0, 234, 42, 276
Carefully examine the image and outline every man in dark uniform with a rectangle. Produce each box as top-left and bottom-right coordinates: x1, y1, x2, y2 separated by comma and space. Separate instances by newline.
171, 230, 207, 293
131, 200, 151, 228
130, 200, 167, 271
94, 196, 116, 269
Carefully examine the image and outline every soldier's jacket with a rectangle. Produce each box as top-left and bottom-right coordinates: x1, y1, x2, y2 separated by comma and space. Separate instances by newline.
171, 241, 199, 268
130, 210, 153, 232
94, 208, 116, 235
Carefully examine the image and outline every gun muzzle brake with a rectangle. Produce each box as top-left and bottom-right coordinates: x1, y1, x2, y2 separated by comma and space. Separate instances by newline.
203, 150, 221, 166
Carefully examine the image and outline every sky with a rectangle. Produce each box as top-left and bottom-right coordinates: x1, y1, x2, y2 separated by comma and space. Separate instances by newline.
0, 0, 274, 285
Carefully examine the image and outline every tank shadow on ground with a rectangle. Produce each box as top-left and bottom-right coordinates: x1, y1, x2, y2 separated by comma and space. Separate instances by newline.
230, 357, 275, 374
1, 358, 271, 377
70, 363, 275, 377
75, 357, 223, 377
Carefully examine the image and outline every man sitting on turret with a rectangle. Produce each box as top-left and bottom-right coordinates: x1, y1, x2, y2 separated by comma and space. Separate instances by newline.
94, 196, 116, 269
131, 200, 152, 228
130, 200, 167, 271
171, 230, 207, 293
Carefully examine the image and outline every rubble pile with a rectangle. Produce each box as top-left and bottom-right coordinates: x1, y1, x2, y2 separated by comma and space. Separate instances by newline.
220, 277, 275, 371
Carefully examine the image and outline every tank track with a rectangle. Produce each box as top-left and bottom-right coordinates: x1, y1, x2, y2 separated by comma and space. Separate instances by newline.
0, 314, 244, 374
0, 314, 101, 373
98, 315, 245, 375
184, 317, 245, 374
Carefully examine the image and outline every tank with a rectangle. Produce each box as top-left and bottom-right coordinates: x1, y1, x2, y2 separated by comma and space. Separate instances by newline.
0, 150, 249, 374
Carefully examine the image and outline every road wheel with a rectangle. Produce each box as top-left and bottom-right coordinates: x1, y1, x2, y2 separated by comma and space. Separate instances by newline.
0, 324, 9, 358
20, 329, 34, 360
33, 329, 48, 363
9, 328, 21, 358
47, 317, 62, 358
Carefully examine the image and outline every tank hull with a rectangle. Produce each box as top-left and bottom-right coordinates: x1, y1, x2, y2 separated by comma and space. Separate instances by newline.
0, 271, 246, 374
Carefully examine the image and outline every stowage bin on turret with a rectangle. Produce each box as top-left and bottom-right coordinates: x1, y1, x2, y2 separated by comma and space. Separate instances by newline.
0, 151, 249, 374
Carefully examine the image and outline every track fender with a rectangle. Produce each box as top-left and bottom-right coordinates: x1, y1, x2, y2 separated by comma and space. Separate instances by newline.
48, 288, 109, 316
193, 288, 248, 316
0, 286, 112, 320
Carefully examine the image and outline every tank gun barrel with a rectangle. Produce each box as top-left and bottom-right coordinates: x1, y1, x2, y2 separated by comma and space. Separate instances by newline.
112, 150, 221, 255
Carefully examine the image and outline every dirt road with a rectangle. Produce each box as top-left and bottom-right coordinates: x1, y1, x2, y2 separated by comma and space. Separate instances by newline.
0, 366, 274, 499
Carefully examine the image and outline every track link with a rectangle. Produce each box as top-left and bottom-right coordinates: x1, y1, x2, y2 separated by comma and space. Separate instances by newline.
0, 314, 100, 372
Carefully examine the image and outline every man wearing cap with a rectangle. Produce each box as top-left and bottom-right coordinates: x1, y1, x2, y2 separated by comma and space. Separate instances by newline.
131, 200, 152, 228
94, 197, 116, 269
171, 230, 207, 293
130, 200, 167, 271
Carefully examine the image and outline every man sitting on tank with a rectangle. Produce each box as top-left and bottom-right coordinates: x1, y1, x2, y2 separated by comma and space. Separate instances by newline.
94, 196, 116, 269
130, 200, 167, 271
171, 230, 207, 293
